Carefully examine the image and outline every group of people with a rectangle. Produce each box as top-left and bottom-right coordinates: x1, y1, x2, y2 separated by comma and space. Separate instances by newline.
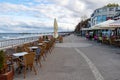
85, 28, 120, 44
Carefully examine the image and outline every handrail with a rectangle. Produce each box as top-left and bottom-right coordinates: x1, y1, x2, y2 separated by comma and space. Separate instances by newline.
0, 32, 69, 50
0, 36, 40, 50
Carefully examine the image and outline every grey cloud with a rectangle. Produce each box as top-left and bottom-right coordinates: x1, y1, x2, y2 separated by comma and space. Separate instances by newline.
0, 0, 120, 33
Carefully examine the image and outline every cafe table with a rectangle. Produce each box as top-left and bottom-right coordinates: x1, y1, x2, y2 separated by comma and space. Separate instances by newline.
42, 41, 49, 43
38, 43, 43, 46
12, 52, 28, 74
29, 46, 38, 51
13, 52, 28, 57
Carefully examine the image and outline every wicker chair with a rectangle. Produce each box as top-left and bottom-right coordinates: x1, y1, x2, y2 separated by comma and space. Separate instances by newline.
102, 36, 110, 44
40, 45, 46, 61
45, 41, 51, 54
2, 55, 14, 74
23, 43, 29, 48
23, 47, 30, 53
22, 52, 37, 78
38, 37, 43, 43
35, 48, 42, 67
15, 46, 23, 53
5, 48, 16, 56
109, 36, 117, 46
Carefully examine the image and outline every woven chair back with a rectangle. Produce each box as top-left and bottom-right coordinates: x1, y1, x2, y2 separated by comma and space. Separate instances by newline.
24, 52, 35, 66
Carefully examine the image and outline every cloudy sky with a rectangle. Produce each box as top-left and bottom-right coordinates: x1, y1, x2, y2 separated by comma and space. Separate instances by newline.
0, 0, 120, 33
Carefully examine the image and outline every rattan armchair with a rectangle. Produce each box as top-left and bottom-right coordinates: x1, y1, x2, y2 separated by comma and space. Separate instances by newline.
35, 48, 42, 67
40, 45, 46, 61
22, 52, 37, 78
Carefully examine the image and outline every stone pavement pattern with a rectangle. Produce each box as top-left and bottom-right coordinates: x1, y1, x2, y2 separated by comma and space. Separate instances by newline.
14, 34, 120, 80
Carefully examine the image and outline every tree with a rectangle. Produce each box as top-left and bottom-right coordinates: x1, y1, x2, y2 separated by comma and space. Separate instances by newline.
74, 18, 90, 33
81, 15, 88, 21
106, 3, 119, 7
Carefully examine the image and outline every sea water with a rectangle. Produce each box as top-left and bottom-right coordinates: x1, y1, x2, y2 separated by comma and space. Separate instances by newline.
0, 33, 54, 41
0, 33, 42, 48
0, 33, 41, 40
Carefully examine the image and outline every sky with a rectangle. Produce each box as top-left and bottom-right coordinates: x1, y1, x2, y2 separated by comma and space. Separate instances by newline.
0, 0, 120, 33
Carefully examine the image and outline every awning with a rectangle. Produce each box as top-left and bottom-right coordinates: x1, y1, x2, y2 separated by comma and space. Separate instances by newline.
81, 20, 118, 31
91, 20, 115, 30
81, 28, 92, 30
109, 20, 120, 28
91, 26, 102, 30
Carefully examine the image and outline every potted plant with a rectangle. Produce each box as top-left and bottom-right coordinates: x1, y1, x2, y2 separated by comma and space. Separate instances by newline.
0, 50, 5, 73
0, 50, 14, 80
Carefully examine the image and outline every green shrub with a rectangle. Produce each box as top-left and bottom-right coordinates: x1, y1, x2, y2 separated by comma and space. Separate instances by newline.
0, 50, 5, 70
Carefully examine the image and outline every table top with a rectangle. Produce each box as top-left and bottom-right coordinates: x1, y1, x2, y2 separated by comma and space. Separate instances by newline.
29, 46, 38, 49
13, 52, 28, 57
43, 41, 49, 43
38, 43, 43, 46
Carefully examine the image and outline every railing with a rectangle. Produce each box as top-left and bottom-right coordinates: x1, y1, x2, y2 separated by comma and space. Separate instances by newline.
0, 32, 70, 50
0, 36, 40, 50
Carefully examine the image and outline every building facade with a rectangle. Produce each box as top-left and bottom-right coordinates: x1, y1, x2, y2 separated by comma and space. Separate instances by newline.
91, 6, 120, 26
113, 7, 120, 20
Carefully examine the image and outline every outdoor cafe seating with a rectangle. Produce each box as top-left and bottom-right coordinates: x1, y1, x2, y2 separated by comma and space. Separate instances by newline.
20, 52, 37, 78
102, 36, 110, 44
0, 35, 55, 79
0, 53, 14, 80
112, 36, 120, 47
12, 51, 37, 78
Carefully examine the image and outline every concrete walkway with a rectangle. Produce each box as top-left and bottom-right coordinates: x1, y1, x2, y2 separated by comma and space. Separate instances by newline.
14, 34, 120, 80
14, 35, 96, 80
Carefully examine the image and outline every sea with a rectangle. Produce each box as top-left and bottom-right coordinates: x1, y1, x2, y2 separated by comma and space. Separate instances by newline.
0, 32, 66, 41
0, 33, 43, 41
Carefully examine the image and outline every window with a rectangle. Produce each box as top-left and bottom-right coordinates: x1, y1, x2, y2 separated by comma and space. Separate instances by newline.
109, 8, 114, 11
91, 13, 94, 17
96, 15, 107, 24
102, 8, 107, 12
108, 14, 114, 17
96, 9, 99, 13
99, 9, 102, 13
116, 7, 120, 11
102, 15, 107, 21
97, 16, 102, 21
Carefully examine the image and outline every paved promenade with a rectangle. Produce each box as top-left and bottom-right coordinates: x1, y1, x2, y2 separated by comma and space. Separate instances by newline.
14, 34, 120, 80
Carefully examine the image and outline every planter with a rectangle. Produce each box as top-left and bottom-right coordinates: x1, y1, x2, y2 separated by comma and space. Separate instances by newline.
0, 70, 14, 80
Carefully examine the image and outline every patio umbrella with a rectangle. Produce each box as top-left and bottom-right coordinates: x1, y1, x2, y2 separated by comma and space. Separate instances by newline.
53, 18, 58, 38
